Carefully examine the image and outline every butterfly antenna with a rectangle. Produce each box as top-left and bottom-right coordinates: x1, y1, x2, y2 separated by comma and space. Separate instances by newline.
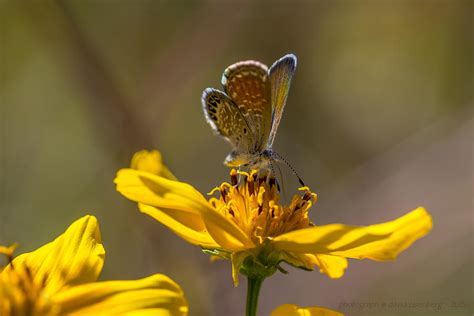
271, 151, 305, 187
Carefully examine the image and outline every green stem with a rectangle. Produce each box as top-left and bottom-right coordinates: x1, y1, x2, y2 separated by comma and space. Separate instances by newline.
246, 276, 264, 316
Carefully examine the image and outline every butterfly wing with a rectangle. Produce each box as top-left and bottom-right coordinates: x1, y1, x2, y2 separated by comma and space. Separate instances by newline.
201, 88, 254, 152
267, 54, 297, 148
221, 60, 272, 152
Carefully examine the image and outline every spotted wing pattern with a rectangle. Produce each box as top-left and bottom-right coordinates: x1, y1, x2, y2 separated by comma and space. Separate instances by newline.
221, 61, 272, 152
267, 54, 297, 148
201, 88, 254, 152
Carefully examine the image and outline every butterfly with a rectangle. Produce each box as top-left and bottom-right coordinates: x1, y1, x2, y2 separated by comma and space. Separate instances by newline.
201, 54, 297, 174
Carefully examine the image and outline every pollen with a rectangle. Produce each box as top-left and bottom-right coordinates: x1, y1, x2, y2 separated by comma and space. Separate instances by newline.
208, 169, 317, 245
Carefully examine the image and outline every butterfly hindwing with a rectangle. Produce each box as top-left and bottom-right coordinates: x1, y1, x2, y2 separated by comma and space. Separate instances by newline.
221, 60, 272, 152
201, 88, 254, 152
268, 54, 297, 148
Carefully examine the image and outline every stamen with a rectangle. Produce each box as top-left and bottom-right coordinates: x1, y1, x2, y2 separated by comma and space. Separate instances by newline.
247, 176, 255, 194
6, 256, 15, 270
24, 265, 33, 281
0, 243, 18, 268
236, 170, 251, 178
231, 173, 238, 186
220, 188, 228, 202
269, 177, 276, 188
207, 187, 221, 195
302, 191, 312, 201
41, 273, 48, 287
211, 169, 316, 245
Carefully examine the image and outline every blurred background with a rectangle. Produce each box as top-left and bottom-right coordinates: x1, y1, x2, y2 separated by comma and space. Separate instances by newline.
1, 1, 472, 315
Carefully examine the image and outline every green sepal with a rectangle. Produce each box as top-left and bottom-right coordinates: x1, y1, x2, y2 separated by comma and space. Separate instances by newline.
278, 258, 313, 272
201, 248, 231, 259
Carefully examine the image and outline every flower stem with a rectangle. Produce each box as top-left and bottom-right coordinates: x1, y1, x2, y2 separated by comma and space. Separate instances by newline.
246, 276, 264, 316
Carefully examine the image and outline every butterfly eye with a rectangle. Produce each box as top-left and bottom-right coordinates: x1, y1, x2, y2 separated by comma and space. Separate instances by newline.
243, 128, 247, 134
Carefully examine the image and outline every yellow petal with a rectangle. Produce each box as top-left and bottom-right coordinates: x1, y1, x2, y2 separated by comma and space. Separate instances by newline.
8, 215, 105, 294
270, 304, 343, 316
131, 150, 177, 181
313, 255, 348, 279
115, 169, 253, 251
53, 274, 188, 316
278, 251, 316, 271
139, 204, 219, 248
273, 207, 432, 261
277, 252, 347, 279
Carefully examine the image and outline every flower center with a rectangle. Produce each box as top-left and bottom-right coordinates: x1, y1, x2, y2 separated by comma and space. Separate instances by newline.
208, 169, 317, 245
1, 254, 57, 316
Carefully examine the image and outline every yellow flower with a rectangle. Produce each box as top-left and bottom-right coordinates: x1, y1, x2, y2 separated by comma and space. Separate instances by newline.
270, 304, 343, 316
0, 215, 188, 316
115, 150, 432, 285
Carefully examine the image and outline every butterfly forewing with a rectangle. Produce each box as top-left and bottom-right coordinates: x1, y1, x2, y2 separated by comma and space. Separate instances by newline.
267, 54, 297, 148
201, 88, 254, 152
221, 61, 272, 152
